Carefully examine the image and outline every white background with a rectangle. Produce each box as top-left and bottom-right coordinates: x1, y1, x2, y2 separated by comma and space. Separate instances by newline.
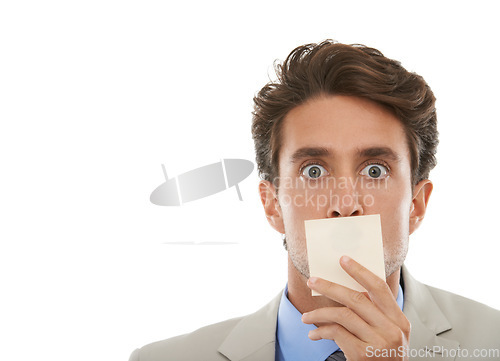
1, 1, 499, 360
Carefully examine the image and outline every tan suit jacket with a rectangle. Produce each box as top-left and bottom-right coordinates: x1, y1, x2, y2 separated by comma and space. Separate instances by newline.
129, 265, 500, 360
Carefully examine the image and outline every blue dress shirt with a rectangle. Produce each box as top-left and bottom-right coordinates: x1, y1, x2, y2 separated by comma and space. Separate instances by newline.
275, 283, 404, 361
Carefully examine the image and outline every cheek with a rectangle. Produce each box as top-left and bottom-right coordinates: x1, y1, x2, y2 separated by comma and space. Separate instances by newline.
278, 187, 325, 234
279, 179, 326, 211
381, 204, 410, 241
369, 188, 411, 239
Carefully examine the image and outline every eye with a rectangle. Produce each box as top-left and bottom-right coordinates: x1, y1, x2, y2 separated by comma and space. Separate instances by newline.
360, 164, 389, 179
302, 164, 328, 179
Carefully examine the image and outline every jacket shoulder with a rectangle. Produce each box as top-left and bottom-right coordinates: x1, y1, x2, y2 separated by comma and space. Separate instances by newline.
426, 284, 500, 346
129, 316, 243, 361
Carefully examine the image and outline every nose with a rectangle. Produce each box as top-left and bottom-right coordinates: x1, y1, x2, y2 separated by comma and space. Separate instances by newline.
326, 181, 364, 218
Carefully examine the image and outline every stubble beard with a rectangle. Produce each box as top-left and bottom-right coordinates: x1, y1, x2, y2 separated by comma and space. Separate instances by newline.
383, 237, 409, 277
287, 237, 311, 279
287, 235, 409, 281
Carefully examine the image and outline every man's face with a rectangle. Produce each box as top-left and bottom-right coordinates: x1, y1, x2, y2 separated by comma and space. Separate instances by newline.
273, 95, 417, 279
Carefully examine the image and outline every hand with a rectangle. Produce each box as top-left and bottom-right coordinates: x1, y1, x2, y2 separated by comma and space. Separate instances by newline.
301, 256, 410, 360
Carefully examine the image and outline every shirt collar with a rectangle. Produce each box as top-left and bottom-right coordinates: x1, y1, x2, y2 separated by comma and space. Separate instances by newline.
276, 283, 404, 361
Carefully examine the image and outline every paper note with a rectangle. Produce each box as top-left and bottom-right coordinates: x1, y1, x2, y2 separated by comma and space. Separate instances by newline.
305, 214, 386, 296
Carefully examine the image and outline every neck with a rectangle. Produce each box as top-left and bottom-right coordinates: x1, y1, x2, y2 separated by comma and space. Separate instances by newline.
286, 256, 401, 314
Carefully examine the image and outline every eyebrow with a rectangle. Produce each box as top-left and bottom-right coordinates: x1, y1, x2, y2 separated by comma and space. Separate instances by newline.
289, 146, 402, 164
358, 147, 402, 163
289, 147, 331, 164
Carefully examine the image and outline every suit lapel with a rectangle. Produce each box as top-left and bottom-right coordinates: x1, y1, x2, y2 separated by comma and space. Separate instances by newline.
218, 266, 460, 361
402, 265, 460, 360
217, 291, 282, 361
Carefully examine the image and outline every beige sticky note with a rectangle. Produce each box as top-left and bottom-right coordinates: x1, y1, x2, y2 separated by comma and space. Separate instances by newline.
305, 214, 385, 296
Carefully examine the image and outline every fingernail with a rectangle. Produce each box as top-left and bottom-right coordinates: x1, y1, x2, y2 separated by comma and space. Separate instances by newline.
308, 277, 318, 285
340, 255, 351, 264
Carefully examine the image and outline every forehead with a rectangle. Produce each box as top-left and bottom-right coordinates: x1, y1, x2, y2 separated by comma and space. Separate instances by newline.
279, 95, 410, 164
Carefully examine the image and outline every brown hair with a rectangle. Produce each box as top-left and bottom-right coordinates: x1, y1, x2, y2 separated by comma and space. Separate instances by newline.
251, 40, 438, 190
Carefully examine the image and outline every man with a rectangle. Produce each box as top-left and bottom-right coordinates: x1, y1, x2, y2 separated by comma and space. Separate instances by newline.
129, 40, 500, 360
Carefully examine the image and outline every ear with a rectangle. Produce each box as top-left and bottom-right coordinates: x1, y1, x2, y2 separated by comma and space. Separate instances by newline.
409, 179, 433, 235
258, 180, 285, 234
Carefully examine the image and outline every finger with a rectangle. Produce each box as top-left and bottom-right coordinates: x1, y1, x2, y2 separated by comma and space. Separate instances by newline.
308, 323, 367, 360
307, 277, 392, 329
302, 306, 373, 342
339, 256, 407, 327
